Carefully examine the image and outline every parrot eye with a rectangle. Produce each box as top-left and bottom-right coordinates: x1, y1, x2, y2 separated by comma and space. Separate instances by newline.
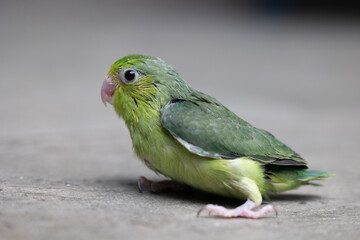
120, 68, 139, 84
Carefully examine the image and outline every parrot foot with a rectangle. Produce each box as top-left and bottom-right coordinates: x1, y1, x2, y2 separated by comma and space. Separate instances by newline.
137, 176, 188, 193
197, 199, 277, 219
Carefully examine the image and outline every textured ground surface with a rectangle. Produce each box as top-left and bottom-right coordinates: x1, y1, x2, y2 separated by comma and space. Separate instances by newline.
1, 1, 360, 240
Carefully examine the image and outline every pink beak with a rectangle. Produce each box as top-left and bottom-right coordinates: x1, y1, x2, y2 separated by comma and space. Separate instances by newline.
101, 75, 116, 106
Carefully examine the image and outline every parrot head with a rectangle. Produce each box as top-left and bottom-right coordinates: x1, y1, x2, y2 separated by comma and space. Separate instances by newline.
101, 54, 190, 119
101, 54, 159, 106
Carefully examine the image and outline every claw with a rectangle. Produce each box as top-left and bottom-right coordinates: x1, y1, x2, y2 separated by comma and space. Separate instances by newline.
138, 179, 143, 193
197, 206, 205, 217
137, 176, 152, 193
273, 205, 278, 217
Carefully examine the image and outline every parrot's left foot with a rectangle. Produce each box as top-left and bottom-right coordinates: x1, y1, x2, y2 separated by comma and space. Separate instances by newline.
138, 176, 188, 193
197, 199, 277, 219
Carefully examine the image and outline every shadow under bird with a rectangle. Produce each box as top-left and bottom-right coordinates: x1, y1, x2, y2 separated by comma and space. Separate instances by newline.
101, 54, 332, 218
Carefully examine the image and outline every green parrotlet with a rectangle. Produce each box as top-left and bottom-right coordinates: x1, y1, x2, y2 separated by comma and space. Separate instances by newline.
101, 54, 332, 218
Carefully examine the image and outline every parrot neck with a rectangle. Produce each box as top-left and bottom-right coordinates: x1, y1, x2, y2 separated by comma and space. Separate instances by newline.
113, 92, 162, 140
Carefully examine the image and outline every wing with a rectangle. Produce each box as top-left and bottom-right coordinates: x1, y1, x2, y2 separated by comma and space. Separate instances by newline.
161, 99, 307, 166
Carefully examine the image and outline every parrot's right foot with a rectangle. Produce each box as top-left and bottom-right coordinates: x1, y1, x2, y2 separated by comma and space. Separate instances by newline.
137, 176, 188, 193
197, 199, 277, 219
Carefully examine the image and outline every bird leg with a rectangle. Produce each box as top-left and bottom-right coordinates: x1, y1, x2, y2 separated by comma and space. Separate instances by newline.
137, 176, 188, 193
197, 199, 277, 219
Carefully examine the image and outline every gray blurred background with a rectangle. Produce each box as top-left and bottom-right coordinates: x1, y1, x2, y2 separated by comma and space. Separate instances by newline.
1, 0, 359, 239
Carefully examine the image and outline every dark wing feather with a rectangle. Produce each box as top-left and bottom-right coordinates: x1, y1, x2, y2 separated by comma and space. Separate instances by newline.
161, 99, 307, 167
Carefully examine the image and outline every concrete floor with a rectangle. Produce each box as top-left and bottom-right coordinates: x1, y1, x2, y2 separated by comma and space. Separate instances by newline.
1, 1, 360, 239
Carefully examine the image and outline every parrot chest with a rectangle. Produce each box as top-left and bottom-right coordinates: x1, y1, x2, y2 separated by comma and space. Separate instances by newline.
127, 117, 201, 180
130, 123, 221, 186
130, 123, 186, 176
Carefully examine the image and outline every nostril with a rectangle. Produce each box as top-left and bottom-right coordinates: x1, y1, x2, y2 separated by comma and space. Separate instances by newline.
105, 74, 113, 84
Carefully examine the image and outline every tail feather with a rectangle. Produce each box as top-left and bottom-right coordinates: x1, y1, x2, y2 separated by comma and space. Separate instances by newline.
267, 169, 333, 193
295, 170, 334, 181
